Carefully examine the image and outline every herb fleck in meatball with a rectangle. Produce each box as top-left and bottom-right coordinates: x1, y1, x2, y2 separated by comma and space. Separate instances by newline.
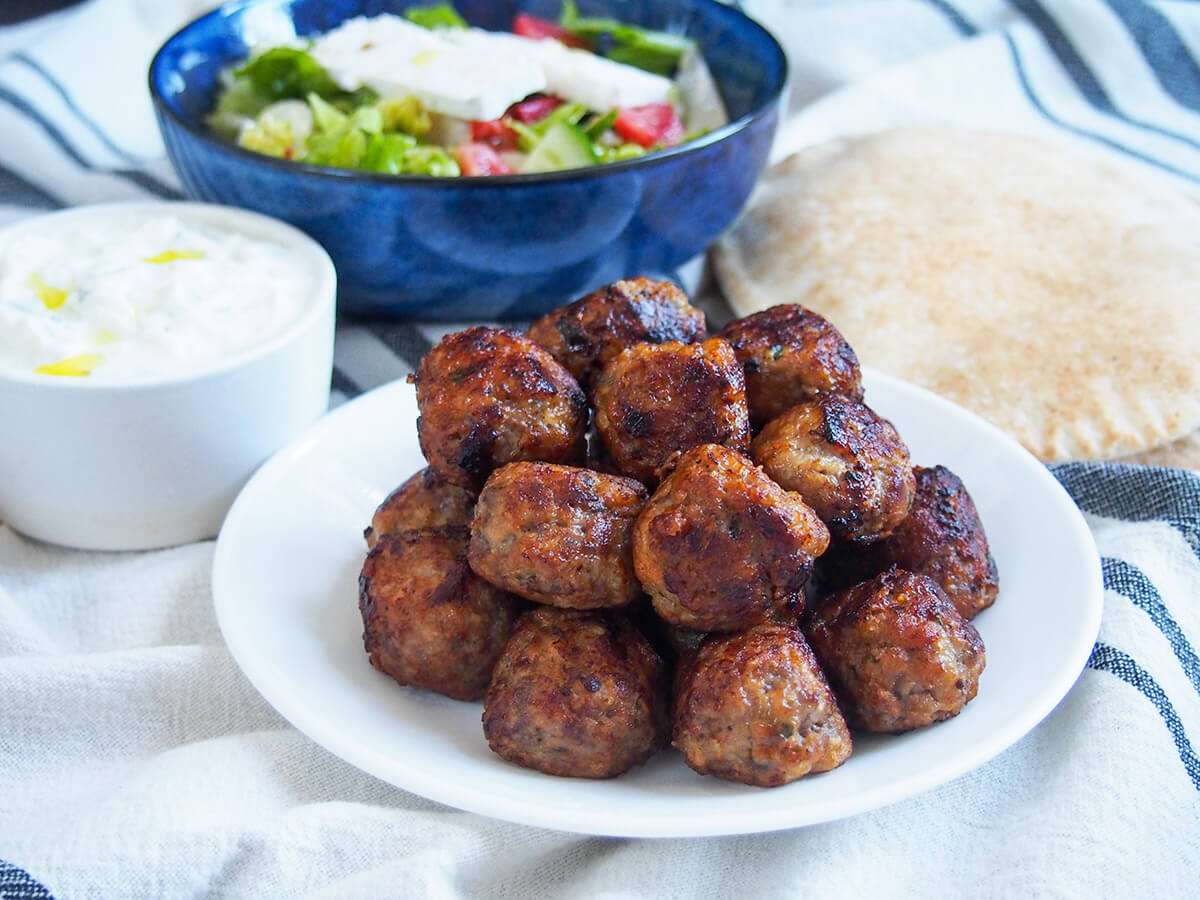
593, 338, 751, 485
806, 567, 985, 733
527, 277, 708, 389
363, 467, 475, 548
359, 528, 521, 702
751, 396, 915, 543
413, 327, 587, 490
717, 304, 864, 428
634, 444, 830, 632
673, 623, 852, 787
469, 462, 648, 609
483, 607, 670, 778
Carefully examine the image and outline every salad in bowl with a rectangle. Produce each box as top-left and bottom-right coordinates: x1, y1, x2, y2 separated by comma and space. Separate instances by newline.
207, 2, 728, 176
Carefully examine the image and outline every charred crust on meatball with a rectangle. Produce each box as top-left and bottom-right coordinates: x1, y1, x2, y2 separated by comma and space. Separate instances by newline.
672, 623, 852, 786
814, 466, 999, 619
482, 607, 670, 778
358, 527, 521, 702
468, 462, 648, 609
592, 339, 751, 486
751, 396, 915, 544
717, 304, 864, 428
414, 326, 588, 490
633, 444, 830, 633
526, 277, 708, 389
805, 567, 985, 733
363, 467, 477, 548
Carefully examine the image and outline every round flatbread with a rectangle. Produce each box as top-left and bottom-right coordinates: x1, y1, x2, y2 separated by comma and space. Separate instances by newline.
713, 127, 1200, 462
1119, 429, 1200, 471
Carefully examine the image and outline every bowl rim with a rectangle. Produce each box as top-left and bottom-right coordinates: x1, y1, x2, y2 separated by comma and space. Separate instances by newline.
147, 0, 789, 187
0, 201, 337, 392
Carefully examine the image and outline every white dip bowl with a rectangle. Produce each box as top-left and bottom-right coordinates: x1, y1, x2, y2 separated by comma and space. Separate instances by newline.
0, 202, 335, 551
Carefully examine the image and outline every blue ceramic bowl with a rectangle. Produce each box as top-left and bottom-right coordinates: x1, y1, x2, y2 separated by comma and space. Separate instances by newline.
149, 0, 787, 319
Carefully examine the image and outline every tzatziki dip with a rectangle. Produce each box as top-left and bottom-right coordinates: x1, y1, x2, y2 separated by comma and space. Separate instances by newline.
0, 212, 312, 379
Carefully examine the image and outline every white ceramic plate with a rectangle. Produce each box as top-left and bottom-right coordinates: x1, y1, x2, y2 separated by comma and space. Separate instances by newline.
212, 370, 1103, 837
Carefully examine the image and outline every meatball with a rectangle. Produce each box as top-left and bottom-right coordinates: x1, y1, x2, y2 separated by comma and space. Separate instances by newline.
673, 623, 852, 787
593, 338, 751, 485
363, 467, 475, 548
718, 304, 864, 428
527, 277, 708, 389
751, 396, 915, 543
413, 327, 588, 490
806, 567, 985, 733
359, 527, 521, 702
468, 462, 648, 609
633, 444, 830, 632
483, 607, 670, 778
875, 466, 999, 620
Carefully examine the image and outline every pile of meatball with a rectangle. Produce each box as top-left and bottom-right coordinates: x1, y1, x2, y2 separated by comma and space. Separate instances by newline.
358, 277, 998, 788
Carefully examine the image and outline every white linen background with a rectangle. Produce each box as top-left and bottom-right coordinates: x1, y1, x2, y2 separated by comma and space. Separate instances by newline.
1, 1, 1199, 897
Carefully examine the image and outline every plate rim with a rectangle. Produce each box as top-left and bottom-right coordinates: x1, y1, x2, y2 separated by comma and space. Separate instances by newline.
211, 367, 1104, 838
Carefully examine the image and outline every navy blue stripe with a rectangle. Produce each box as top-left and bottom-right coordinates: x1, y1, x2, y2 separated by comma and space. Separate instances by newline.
0, 161, 64, 209
0, 860, 55, 900
11, 53, 144, 165
0, 85, 184, 200
1052, 462, 1200, 563
1103, 557, 1200, 699
331, 365, 362, 398
1002, 34, 1200, 186
918, 0, 978, 37
1103, 0, 1200, 113
364, 321, 434, 370
1010, 0, 1200, 154
1088, 642, 1200, 791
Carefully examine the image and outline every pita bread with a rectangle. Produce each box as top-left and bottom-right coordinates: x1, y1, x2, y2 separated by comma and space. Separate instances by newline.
1119, 429, 1200, 471
713, 127, 1200, 462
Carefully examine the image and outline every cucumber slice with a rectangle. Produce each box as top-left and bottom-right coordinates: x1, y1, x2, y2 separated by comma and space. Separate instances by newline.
520, 121, 598, 174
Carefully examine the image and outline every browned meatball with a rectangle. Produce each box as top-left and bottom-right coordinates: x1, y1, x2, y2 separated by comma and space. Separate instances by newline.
673, 623, 852, 787
359, 528, 521, 702
413, 327, 588, 490
634, 444, 830, 632
363, 467, 475, 548
806, 567, 985, 733
593, 339, 751, 485
817, 466, 999, 619
527, 277, 708, 389
875, 466, 999, 620
751, 396, 915, 543
483, 607, 670, 778
718, 304, 864, 428
468, 462, 648, 609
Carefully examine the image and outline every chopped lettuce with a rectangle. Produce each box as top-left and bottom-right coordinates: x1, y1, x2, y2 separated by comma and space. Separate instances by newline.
404, 4, 468, 30
304, 127, 369, 168
597, 142, 646, 164
237, 118, 299, 158
558, 1, 691, 75
306, 93, 348, 133
378, 96, 432, 137
235, 47, 340, 101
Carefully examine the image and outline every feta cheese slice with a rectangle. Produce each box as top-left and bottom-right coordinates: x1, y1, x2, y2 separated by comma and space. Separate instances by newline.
532, 41, 673, 111
310, 15, 546, 121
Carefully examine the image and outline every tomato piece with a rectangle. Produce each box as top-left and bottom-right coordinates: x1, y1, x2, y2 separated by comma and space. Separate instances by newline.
506, 94, 564, 124
512, 13, 590, 49
456, 143, 515, 176
470, 118, 518, 151
613, 104, 686, 149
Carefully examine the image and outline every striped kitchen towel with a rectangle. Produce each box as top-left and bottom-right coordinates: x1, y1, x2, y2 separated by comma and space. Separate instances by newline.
0, 1, 1198, 897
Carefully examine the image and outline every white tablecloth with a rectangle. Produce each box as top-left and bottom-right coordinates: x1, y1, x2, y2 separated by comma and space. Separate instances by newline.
1, 1, 1199, 897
